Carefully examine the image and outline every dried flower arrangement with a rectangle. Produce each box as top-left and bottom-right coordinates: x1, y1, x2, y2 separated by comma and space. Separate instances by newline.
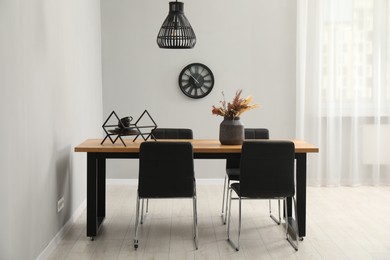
211, 89, 259, 119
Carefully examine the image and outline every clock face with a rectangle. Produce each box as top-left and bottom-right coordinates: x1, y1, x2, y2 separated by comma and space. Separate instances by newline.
179, 63, 214, 99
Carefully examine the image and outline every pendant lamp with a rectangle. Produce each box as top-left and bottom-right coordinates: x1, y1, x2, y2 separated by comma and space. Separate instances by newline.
157, 1, 196, 49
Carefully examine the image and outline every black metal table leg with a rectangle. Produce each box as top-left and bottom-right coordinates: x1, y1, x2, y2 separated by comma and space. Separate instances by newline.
296, 153, 307, 238
87, 153, 97, 238
87, 153, 107, 238
286, 153, 307, 239
97, 156, 106, 230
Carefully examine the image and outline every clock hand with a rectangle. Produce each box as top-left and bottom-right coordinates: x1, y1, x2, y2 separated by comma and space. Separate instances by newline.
189, 74, 200, 84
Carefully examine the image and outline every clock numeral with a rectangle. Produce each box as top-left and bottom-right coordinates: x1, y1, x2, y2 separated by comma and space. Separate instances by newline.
182, 84, 191, 91
186, 86, 194, 94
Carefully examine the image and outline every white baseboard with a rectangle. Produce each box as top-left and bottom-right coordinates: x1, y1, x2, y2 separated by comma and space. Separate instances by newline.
36, 200, 86, 260
107, 178, 224, 186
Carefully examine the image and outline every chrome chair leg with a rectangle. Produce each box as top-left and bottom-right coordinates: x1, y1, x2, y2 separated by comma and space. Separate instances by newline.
227, 188, 241, 251
227, 188, 233, 240
221, 175, 227, 223
140, 199, 145, 224
134, 194, 140, 249
269, 199, 281, 225
294, 197, 299, 245
224, 179, 232, 225
140, 198, 149, 224
237, 197, 242, 251
193, 186, 199, 250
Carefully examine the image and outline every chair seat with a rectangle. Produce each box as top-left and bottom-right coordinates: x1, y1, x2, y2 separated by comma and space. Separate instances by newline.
226, 168, 240, 181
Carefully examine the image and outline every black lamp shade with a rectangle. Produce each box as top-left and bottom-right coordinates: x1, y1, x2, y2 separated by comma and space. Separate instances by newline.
157, 1, 196, 49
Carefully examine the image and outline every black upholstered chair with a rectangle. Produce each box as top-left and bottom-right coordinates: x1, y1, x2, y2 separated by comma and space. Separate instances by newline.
221, 128, 270, 224
143, 128, 193, 218
134, 142, 198, 250
151, 128, 193, 139
227, 141, 299, 251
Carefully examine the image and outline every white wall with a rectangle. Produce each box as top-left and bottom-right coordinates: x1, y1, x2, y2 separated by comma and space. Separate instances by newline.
101, 0, 297, 179
0, 1, 103, 259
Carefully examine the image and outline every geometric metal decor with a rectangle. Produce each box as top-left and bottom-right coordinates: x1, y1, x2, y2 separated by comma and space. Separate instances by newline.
101, 110, 157, 147
157, 1, 196, 49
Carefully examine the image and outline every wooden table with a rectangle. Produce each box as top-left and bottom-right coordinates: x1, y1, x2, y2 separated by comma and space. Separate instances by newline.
75, 139, 319, 239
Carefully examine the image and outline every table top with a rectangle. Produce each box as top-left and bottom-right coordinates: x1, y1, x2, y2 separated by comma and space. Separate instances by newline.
74, 139, 319, 154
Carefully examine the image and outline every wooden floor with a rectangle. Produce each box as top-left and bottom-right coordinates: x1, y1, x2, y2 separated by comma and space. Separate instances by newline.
48, 184, 390, 260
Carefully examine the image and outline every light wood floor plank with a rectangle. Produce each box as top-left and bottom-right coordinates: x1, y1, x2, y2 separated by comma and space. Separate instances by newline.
46, 185, 390, 260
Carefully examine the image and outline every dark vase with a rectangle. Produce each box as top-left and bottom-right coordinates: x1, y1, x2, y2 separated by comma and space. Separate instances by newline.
219, 117, 244, 145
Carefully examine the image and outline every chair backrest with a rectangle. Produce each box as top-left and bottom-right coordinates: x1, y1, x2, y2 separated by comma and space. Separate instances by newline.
138, 142, 194, 198
226, 128, 269, 169
244, 128, 270, 139
239, 141, 295, 198
151, 128, 193, 139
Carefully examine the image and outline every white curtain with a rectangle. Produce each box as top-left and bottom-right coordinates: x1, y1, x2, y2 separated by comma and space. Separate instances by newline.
297, 0, 390, 186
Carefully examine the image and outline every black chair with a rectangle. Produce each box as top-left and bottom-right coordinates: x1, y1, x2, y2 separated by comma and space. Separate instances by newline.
134, 142, 198, 250
221, 128, 270, 224
142, 128, 193, 220
227, 141, 299, 251
151, 128, 193, 139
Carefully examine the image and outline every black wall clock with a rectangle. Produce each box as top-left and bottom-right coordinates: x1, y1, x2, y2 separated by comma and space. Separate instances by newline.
179, 63, 214, 99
